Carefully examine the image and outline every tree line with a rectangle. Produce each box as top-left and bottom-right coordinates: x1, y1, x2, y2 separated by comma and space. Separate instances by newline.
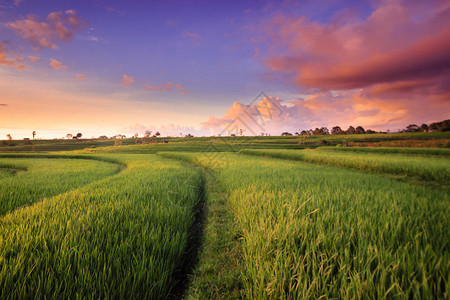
281, 118, 449, 136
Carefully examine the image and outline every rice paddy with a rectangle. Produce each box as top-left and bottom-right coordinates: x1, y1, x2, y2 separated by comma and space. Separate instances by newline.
0, 139, 448, 299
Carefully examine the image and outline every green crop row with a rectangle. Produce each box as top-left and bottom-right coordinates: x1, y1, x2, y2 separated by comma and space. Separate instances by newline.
0, 158, 121, 215
159, 152, 449, 299
0, 154, 203, 299
240, 149, 450, 183
319, 146, 450, 156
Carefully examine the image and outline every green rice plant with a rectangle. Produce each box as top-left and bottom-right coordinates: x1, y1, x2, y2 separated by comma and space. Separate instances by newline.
0, 154, 203, 299
159, 152, 449, 299
0, 158, 121, 215
319, 146, 450, 156
240, 149, 450, 183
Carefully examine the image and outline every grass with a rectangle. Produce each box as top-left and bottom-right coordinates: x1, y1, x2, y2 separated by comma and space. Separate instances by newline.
240, 149, 450, 184
0, 157, 121, 215
0, 154, 204, 299
160, 152, 449, 299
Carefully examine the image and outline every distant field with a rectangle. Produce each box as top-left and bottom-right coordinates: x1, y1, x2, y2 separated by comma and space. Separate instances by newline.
241, 149, 450, 184
318, 146, 450, 156
0, 137, 449, 299
1, 131, 449, 153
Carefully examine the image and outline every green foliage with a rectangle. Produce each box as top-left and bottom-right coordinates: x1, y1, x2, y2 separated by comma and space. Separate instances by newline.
0, 154, 203, 299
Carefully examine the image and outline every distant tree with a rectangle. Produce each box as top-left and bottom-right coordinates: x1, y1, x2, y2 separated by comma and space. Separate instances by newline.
6, 134, 12, 140
366, 129, 376, 134
406, 124, 420, 132
185, 133, 194, 138
346, 126, 357, 134
155, 131, 161, 137
420, 124, 429, 132
320, 127, 330, 135
144, 130, 152, 138
133, 133, 139, 138
76, 133, 82, 139
66, 134, 73, 139
32, 131, 36, 140
356, 126, 366, 134
281, 132, 292, 136
429, 119, 449, 132
300, 130, 308, 135
313, 128, 321, 135
98, 135, 108, 139
295, 132, 299, 136
331, 126, 344, 135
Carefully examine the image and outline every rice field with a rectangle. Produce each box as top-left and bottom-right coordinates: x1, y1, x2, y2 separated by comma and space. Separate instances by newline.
240, 148, 450, 184
0, 144, 449, 299
159, 151, 449, 299
0, 154, 203, 299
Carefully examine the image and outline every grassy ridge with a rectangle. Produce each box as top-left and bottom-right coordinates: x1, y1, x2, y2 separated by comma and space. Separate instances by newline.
240, 149, 450, 183
319, 146, 450, 156
0, 158, 120, 215
0, 154, 203, 299
159, 152, 449, 299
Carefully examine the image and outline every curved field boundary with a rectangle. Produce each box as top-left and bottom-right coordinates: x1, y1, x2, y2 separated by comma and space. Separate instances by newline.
240, 149, 450, 184
0, 154, 204, 299
318, 146, 450, 156
0, 156, 122, 215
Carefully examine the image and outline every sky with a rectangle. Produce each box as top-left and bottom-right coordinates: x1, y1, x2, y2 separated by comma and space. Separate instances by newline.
0, 0, 449, 139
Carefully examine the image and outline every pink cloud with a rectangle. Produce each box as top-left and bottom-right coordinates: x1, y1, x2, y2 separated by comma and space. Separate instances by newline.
175, 84, 187, 95
49, 58, 66, 70
121, 74, 135, 87
253, 0, 450, 129
28, 55, 40, 62
76, 73, 86, 79
6, 10, 87, 50
145, 82, 172, 91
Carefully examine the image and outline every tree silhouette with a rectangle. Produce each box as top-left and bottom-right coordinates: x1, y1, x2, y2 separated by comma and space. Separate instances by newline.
331, 126, 344, 135
32, 131, 36, 140
6, 134, 12, 140
356, 126, 366, 134
66, 134, 73, 139
76, 133, 82, 139
346, 126, 357, 134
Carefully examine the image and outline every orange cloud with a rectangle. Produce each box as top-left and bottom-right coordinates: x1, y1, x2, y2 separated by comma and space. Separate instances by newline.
6, 10, 87, 50
28, 55, 40, 62
49, 58, 66, 70
76, 73, 86, 79
0, 42, 25, 70
175, 84, 187, 95
121, 74, 135, 87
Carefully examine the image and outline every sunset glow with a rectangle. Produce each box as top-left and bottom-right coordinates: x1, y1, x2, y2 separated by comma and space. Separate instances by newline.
1, 0, 449, 139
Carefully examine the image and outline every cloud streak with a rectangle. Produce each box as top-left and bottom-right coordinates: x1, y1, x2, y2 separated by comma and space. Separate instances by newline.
0, 42, 25, 69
